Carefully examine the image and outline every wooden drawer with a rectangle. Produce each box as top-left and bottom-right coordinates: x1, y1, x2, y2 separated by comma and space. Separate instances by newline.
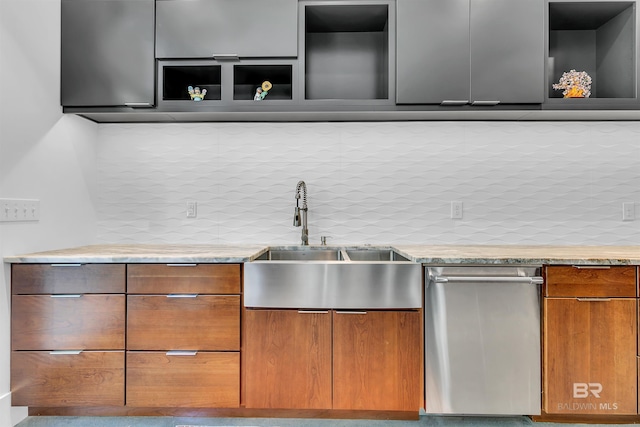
545, 266, 637, 297
11, 351, 124, 407
12, 294, 125, 350
127, 295, 240, 350
127, 264, 240, 294
126, 351, 240, 408
12, 264, 125, 294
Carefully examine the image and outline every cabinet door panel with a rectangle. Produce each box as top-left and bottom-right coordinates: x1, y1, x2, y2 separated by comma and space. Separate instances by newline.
127, 295, 240, 351
156, 0, 298, 58
127, 264, 240, 294
126, 351, 239, 407
470, 0, 544, 103
245, 310, 332, 409
546, 266, 637, 297
12, 264, 125, 294
61, 0, 155, 107
12, 295, 125, 350
396, 0, 470, 104
11, 351, 124, 407
544, 298, 637, 414
333, 311, 421, 411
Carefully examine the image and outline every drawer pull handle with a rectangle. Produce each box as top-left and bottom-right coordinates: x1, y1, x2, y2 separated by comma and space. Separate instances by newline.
336, 311, 367, 315
572, 266, 611, 269
440, 100, 469, 106
49, 350, 82, 355
166, 351, 197, 356
166, 264, 197, 267
50, 294, 82, 298
212, 53, 239, 60
50, 264, 82, 267
577, 298, 612, 302
297, 310, 329, 314
167, 294, 198, 298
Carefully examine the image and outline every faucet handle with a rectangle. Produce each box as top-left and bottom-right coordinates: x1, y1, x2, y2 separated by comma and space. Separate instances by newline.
320, 236, 332, 246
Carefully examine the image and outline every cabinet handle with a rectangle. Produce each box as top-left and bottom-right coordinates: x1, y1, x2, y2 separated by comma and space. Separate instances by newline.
50, 264, 82, 267
49, 350, 82, 355
297, 310, 329, 314
336, 311, 367, 315
471, 100, 500, 106
577, 298, 612, 302
50, 294, 82, 298
212, 53, 239, 60
166, 351, 197, 356
167, 294, 198, 298
572, 266, 611, 269
166, 264, 197, 267
124, 102, 152, 108
440, 100, 469, 106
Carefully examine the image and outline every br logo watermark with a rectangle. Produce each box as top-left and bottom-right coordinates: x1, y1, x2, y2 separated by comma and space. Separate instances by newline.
573, 382, 602, 398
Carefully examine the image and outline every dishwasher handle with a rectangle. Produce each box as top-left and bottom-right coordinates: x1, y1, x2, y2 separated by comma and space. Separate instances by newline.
433, 275, 543, 285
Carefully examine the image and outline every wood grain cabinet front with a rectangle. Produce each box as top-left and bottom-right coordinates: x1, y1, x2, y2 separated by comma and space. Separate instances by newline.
333, 310, 421, 411
126, 351, 239, 408
126, 263, 242, 408
127, 294, 240, 351
245, 309, 422, 411
11, 351, 125, 407
544, 266, 638, 415
11, 264, 126, 407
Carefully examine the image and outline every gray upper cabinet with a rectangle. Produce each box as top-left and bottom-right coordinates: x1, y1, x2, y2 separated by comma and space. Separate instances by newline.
396, 0, 544, 105
470, 0, 544, 104
61, 0, 155, 107
156, 0, 298, 59
396, 0, 470, 104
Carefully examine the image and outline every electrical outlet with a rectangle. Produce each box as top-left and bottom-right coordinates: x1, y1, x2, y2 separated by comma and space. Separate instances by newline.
623, 202, 635, 221
186, 201, 197, 218
451, 201, 463, 219
0, 198, 40, 222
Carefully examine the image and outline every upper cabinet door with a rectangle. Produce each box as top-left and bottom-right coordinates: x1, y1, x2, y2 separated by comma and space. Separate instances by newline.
396, 0, 470, 104
156, 0, 298, 58
61, 0, 155, 107
470, 0, 544, 103
397, 0, 544, 104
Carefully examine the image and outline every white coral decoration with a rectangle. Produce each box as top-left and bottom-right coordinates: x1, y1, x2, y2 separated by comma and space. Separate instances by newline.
552, 69, 592, 98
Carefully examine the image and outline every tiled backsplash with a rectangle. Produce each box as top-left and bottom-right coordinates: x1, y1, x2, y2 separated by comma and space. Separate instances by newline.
97, 121, 640, 245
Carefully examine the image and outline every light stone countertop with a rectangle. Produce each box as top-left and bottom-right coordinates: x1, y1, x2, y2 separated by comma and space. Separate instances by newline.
4, 244, 640, 265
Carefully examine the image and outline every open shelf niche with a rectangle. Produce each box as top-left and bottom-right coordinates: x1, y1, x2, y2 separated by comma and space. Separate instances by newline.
162, 64, 222, 101
304, 3, 390, 100
548, 1, 636, 99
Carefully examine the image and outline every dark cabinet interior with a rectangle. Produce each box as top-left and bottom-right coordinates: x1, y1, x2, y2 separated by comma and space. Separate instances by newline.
303, 3, 391, 101
548, 1, 636, 99
233, 65, 293, 101
162, 64, 222, 101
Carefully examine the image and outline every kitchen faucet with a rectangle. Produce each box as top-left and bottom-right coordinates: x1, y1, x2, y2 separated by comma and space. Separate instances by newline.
293, 181, 308, 245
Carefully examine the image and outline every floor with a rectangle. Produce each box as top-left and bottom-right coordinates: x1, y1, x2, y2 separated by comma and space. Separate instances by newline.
13, 416, 640, 427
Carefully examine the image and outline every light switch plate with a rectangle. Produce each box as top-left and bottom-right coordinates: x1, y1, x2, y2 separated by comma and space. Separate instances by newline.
186, 201, 197, 218
0, 199, 40, 222
622, 202, 635, 221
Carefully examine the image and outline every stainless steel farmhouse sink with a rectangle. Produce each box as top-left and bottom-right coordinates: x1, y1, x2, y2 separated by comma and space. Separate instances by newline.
245, 247, 421, 309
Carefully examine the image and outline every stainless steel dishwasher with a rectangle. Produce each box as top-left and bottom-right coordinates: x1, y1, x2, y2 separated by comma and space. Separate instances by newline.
424, 266, 543, 415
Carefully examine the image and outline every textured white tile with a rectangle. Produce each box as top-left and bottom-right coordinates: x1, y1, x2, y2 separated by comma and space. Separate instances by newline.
95, 121, 640, 246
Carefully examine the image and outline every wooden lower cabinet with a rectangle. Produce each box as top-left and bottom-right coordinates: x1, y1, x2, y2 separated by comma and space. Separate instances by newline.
245, 309, 332, 409
333, 310, 421, 411
11, 351, 125, 407
12, 294, 125, 350
126, 351, 240, 408
245, 309, 421, 411
127, 295, 240, 351
544, 298, 637, 415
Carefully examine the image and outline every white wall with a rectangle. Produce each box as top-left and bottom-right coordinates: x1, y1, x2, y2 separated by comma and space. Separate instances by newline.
0, 0, 99, 425
97, 121, 640, 246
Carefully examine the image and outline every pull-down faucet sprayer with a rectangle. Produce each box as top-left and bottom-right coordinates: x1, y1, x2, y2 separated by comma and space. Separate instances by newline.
293, 181, 308, 245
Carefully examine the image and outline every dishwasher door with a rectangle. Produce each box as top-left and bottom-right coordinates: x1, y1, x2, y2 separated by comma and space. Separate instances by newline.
425, 266, 542, 415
